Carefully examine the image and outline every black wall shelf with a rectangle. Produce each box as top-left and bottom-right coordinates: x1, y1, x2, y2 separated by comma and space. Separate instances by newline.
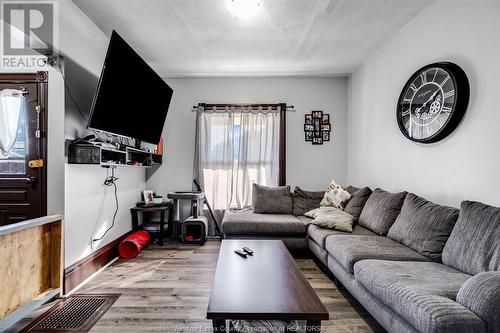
68, 144, 162, 168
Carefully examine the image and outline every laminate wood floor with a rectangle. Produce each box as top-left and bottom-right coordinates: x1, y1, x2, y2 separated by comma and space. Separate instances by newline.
79, 240, 385, 333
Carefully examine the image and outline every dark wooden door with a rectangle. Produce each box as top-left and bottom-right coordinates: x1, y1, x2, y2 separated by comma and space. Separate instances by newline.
0, 74, 47, 226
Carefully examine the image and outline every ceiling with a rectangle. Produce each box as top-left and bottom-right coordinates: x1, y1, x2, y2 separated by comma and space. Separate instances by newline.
73, 0, 436, 77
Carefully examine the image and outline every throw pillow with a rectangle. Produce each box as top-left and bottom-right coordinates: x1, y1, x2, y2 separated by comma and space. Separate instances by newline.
344, 187, 372, 220
304, 207, 354, 232
345, 186, 360, 194
387, 193, 459, 262
358, 188, 408, 235
291, 187, 325, 216
319, 178, 351, 209
442, 201, 500, 275
252, 184, 292, 214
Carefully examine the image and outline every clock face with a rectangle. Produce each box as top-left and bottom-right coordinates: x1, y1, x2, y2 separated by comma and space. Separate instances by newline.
397, 62, 469, 143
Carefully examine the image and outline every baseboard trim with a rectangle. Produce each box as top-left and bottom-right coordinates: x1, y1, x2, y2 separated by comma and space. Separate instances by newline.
63, 231, 132, 294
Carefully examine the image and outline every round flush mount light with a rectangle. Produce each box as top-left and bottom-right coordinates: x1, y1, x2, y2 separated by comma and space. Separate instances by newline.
226, 0, 261, 19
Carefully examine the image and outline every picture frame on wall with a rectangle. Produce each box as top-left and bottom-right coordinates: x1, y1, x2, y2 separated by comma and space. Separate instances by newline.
305, 114, 313, 124
305, 131, 313, 141
314, 118, 321, 131
312, 110, 323, 118
304, 110, 331, 145
322, 131, 330, 141
312, 137, 323, 145
304, 124, 314, 131
322, 114, 330, 123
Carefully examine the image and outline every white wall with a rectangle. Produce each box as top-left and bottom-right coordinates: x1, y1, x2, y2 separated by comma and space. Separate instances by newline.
56, 1, 146, 267
64, 165, 144, 266
146, 77, 348, 194
47, 68, 65, 214
347, 0, 500, 207
59, 1, 108, 140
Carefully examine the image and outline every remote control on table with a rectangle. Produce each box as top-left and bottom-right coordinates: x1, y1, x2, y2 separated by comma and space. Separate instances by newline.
234, 250, 248, 258
242, 247, 254, 255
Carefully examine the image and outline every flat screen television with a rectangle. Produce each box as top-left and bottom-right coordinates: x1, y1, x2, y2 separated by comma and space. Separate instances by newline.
88, 30, 173, 144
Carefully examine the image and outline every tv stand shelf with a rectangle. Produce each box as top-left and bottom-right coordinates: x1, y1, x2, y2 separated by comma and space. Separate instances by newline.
68, 143, 162, 168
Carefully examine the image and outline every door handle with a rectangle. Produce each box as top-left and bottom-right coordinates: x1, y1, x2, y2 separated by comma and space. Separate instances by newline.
26, 176, 38, 187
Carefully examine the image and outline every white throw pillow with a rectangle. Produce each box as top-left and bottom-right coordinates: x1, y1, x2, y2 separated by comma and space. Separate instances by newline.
305, 206, 355, 232
319, 178, 351, 209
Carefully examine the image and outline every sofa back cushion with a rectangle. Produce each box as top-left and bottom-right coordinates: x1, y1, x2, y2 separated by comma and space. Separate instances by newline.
442, 201, 500, 275
252, 184, 292, 214
345, 186, 360, 194
358, 188, 407, 235
344, 187, 372, 220
388, 193, 459, 262
291, 187, 324, 216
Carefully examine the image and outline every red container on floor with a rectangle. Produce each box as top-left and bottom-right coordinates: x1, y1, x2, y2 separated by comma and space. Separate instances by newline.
119, 230, 152, 259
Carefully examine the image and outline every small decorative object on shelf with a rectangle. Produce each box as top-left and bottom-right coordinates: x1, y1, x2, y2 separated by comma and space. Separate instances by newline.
304, 110, 331, 145
152, 193, 163, 204
143, 190, 154, 204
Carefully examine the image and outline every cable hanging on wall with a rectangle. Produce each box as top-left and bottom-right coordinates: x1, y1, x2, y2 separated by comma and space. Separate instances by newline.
92, 167, 119, 243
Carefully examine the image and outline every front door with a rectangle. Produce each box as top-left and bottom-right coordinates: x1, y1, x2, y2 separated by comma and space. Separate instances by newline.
0, 74, 47, 226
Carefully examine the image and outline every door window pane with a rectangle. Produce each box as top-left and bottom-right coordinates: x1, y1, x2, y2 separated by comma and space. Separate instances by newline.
0, 105, 26, 175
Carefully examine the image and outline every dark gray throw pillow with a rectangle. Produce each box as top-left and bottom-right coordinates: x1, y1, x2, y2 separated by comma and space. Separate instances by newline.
344, 187, 372, 220
291, 187, 324, 216
442, 201, 500, 275
252, 184, 292, 214
358, 188, 407, 235
345, 186, 360, 195
388, 193, 459, 262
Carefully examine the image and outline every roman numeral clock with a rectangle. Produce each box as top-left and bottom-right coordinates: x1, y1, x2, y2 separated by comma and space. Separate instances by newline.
397, 62, 470, 143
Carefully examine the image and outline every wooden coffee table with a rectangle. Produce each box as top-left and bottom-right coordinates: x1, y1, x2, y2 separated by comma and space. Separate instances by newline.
207, 240, 329, 332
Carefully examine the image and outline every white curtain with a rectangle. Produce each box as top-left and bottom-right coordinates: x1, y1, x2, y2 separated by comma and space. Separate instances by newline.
195, 107, 280, 210
0, 89, 23, 157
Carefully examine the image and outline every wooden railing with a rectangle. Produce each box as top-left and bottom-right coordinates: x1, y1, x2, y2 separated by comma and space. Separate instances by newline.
0, 215, 63, 327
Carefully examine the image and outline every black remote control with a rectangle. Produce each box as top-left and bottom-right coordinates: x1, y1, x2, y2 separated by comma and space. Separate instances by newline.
242, 247, 254, 255
234, 250, 248, 258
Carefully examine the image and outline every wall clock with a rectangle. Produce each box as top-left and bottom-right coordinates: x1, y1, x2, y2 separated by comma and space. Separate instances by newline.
396, 62, 469, 143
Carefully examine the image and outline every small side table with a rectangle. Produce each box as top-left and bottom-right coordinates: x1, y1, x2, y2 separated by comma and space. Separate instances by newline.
130, 202, 173, 246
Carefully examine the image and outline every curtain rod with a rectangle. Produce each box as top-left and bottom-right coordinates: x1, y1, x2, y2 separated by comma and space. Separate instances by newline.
192, 103, 295, 112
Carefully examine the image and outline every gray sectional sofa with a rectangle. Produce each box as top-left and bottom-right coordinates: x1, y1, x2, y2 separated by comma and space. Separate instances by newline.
221, 186, 500, 333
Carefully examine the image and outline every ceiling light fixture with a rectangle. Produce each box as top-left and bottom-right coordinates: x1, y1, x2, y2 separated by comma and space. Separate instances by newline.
226, 0, 261, 19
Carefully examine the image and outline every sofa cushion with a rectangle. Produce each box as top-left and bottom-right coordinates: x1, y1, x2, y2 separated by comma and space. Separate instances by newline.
388, 193, 459, 262
308, 224, 376, 247
457, 271, 500, 333
354, 260, 483, 333
319, 178, 351, 209
222, 209, 306, 235
296, 215, 313, 226
442, 201, 500, 275
358, 188, 407, 235
345, 185, 360, 194
291, 187, 324, 216
325, 235, 430, 273
344, 187, 372, 220
252, 184, 292, 214
304, 207, 355, 232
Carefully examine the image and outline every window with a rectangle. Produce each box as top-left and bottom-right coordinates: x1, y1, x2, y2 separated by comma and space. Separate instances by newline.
0, 90, 26, 175
194, 106, 284, 210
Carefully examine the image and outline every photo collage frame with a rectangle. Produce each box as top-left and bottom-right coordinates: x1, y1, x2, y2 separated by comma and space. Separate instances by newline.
304, 111, 331, 145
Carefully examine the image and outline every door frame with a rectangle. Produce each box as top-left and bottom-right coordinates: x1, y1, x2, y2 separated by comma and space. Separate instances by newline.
0, 71, 48, 217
